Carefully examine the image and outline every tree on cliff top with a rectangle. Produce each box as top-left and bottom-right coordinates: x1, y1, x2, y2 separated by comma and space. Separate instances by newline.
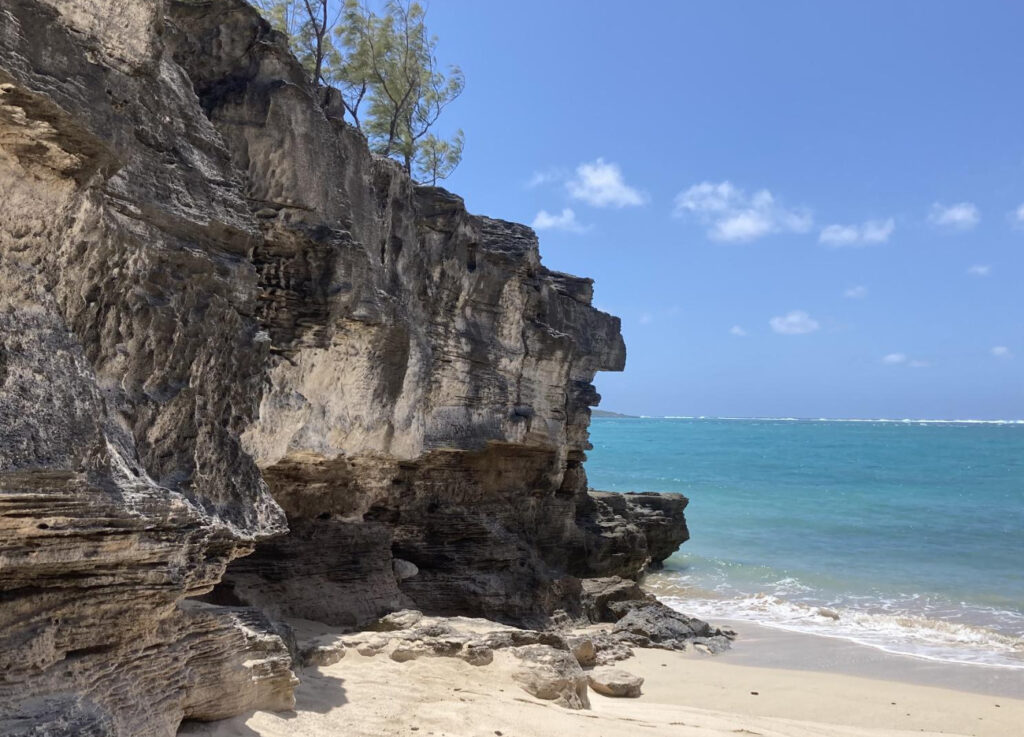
342, 0, 464, 176
255, 0, 342, 91
416, 130, 464, 187
252, 0, 464, 184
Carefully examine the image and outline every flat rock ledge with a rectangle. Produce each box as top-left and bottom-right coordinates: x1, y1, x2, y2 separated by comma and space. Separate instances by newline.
306, 601, 734, 710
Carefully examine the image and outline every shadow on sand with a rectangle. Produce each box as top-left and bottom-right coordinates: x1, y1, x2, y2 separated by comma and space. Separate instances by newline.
176, 668, 348, 735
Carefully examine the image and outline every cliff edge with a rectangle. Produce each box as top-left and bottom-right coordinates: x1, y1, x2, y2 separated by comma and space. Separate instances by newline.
0, 1, 691, 734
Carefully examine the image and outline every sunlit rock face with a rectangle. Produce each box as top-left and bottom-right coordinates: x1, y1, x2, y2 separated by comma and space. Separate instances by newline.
1, 1, 289, 733
165, 1, 643, 630
0, 0, 682, 734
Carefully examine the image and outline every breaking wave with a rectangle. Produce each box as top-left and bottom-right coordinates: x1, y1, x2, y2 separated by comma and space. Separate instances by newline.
646, 572, 1024, 669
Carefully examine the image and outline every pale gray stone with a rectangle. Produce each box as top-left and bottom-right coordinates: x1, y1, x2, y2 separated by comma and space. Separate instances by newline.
588, 667, 644, 698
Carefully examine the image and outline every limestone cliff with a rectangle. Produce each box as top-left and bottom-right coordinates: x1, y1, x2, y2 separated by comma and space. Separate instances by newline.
0, 1, 689, 734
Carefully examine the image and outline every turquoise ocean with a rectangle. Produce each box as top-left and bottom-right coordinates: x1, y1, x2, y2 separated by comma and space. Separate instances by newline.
587, 417, 1024, 668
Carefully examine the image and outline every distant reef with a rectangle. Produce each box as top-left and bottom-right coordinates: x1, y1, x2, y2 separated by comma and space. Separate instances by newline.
591, 410, 640, 418
0, 1, 694, 734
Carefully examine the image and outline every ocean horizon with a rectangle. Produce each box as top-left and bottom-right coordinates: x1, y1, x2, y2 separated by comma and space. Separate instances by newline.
587, 416, 1024, 669
616, 415, 1024, 424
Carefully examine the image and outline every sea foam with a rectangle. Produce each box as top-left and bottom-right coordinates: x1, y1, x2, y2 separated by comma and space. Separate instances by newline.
648, 575, 1024, 669
589, 417, 1024, 671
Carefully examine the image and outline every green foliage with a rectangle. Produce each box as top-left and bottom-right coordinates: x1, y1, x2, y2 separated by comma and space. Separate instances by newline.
253, 1, 341, 87
252, 0, 464, 184
416, 130, 464, 186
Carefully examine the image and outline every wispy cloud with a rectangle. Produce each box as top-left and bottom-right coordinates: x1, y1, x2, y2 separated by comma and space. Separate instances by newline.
967, 264, 991, 277
638, 313, 654, 325
929, 202, 980, 230
730, 325, 748, 337
819, 218, 894, 247
844, 285, 868, 299
992, 346, 1011, 358
526, 168, 566, 188
566, 158, 646, 208
673, 181, 812, 242
769, 310, 820, 335
1012, 204, 1024, 228
531, 208, 589, 233
883, 353, 929, 368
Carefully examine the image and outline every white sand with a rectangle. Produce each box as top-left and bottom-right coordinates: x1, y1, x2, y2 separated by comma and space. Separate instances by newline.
180, 621, 1024, 737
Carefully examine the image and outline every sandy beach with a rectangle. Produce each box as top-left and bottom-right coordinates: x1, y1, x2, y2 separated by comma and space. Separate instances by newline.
180, 619, 1024, 737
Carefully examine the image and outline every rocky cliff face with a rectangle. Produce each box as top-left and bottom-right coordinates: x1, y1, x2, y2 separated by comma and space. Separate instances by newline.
0, 1, 689, 734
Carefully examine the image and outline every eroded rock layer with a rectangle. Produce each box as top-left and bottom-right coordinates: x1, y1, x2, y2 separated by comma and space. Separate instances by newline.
0, 0, 689, 734
1, 0, 294, 734
163, 0, 658, 629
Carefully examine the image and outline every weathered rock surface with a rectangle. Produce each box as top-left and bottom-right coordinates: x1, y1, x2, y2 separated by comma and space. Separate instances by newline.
0, 0, 293, 734
567, 636, 599, 667
299, 634, 347, 668
511, 645, 590, 710
329, 610, 725, 700
581, 576, 653, 622
340, 613, 569, 669
611, 600, 735, 652
375, 609, 426, 632
0, 0, 696, 733
567, 632, 636, 666
161, 0, 691, 631
581, 492, 690, 575
587, 666, 644, 698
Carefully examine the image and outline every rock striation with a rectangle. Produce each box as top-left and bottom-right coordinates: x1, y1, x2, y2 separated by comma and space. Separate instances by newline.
1, 0, 292, 734
0, 1, 694, 734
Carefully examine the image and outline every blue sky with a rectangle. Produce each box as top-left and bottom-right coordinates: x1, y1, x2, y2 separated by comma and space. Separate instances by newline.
421, 1, 1024, 419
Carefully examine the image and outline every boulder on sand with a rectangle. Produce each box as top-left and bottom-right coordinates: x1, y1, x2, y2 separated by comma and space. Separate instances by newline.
588, 666, 644, 698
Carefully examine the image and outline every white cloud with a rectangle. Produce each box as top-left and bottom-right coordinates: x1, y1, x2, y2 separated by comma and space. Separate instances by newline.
819, 218, 894, 247
566, 158, 646, 208
861, 219, 896, 243
992, 346, 1011, 358
714, 211, 775, 241
967, 264, 991, 277
674, 181, 812, 242
526, 167, 567, 188
730, 325, 748, 337
674, 181, 741, 214
527, 172, 552, 188
638, 313, 654, 325
819, 224, 858, 246
883, 353, 929, 367
844, 285, 868, 299
929, 202, 980, 230
1014, 203, 1024, 226
531, 208, 589, 233
769, 310, 820, 335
